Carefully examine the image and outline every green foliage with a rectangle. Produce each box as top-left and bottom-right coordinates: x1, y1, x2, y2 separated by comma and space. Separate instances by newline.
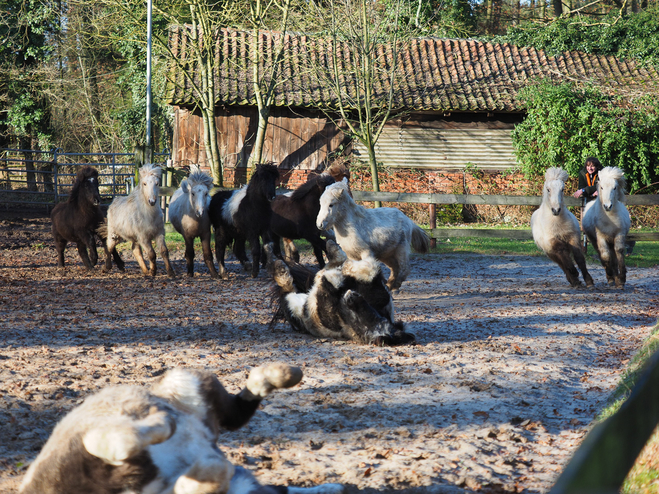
493, 5, 659, 67
512, 80, 659, 193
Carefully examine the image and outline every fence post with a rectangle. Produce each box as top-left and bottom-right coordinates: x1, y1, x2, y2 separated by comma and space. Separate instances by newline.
429, 204, 437, 249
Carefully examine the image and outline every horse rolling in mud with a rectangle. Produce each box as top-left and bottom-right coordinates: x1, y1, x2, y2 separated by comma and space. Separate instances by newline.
208, 163, 280, 280
531, 167, 593, 288
271, 163, 350, 267
582, 166, 631, 288
266, 240, 415, 346
102, 163, 175, 278
50, 165, 122, 271
169, 165, 218, 278
316, 178, 430, 292
20, 363, 343, 494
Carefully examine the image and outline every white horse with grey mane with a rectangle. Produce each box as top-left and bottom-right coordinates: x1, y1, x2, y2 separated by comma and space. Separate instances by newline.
102, 163, 175, 277
582, 166, 631, 288
531, 167, 593, 287
316, 178, 430, 292
169, 165, 218, 278
20, 363, 343, 494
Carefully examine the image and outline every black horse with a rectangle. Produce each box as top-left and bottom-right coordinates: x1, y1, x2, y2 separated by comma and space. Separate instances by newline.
208, 164, 280, 279
50, 166, 123, 271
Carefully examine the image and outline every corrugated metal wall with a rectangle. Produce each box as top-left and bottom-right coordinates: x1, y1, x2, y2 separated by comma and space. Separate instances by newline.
353, 127, 517, 170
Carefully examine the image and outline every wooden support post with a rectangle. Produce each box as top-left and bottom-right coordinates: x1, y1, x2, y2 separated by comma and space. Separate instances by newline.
429, 204, 436, 249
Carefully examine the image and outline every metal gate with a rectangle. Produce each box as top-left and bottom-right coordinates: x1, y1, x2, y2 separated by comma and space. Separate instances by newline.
0, 148, 171, 211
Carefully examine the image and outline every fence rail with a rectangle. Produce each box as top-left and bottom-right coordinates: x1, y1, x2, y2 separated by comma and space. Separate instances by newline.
158, 188, 659, 242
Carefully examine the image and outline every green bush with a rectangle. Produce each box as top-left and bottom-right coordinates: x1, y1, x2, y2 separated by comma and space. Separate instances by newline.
512, 80, 659, 193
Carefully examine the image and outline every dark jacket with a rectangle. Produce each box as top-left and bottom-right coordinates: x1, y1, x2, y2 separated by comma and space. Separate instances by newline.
577, 167, 599, 202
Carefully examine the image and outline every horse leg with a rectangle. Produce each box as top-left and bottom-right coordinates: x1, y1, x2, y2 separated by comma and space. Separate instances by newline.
155, 234, 175, 278
132, 242, 150, 276
200, 232, 219, 279
309, 236, 327, 268
184, 236, 196, 277
282, 238, 300, 264
85, 232, 99, 267
249, 236, 262, 278
595, 235, 617, 285
103, 236, 116, 273
233, 237, 252, 273
53, 235, 67, 268
213, 228, 229, 280
76, 242, 94, 271
571, 244, 594, 287
614, 236, 627, 287
547, 244, 581, 287
385, 250, 410, 293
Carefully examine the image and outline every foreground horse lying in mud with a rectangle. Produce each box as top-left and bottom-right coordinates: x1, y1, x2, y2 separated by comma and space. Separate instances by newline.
531, 167, 593, 287
266, 241, 415, 346
20, 363, 343, 494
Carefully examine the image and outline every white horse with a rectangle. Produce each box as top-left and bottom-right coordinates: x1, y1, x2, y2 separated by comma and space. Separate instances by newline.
582, 166, 631, 288
103, 163, 175, 277
169, 165, 218, 278
316, 178, 430, 292
531, 167, 593, 287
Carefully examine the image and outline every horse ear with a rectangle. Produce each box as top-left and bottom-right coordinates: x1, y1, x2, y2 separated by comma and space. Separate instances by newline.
181, 179, 189, 194
341, 177, 349, 186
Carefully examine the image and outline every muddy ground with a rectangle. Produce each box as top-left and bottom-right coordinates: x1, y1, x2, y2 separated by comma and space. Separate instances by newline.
0, 211, 657, 493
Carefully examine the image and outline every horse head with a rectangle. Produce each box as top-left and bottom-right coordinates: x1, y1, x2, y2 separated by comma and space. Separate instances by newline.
598, 166, 626, 212
70, 165, 101, 207
138, 164, 162, 207
250, 164, 279, 202
184, 165, 214, 218
543, 167, 568, 216
317, 178, 349, 230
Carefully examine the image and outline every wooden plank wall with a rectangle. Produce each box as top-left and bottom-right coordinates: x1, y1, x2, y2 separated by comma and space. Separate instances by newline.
172, 106, 347, 173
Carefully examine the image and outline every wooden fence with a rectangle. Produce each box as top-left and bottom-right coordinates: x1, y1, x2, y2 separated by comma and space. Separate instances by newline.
159, 187, 659, 242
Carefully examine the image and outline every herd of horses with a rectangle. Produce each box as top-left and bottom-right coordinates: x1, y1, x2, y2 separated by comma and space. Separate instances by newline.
51, 162, 632, 348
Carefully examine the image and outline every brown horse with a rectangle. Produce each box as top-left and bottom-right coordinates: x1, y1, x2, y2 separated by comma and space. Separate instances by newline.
270, 163, 350, 267
50, 166, 122, 271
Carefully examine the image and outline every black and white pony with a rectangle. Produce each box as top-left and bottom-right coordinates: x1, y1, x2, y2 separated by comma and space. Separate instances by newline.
267, 240, 415, 346
531, 167, 594, 287
19, 363, 343, 494
582, 166, 631, 288
208, 164, 280, 279
169, 165, 219, 278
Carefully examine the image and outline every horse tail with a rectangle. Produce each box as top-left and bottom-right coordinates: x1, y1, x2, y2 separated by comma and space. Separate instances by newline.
410, 224, 431, 253
96, 219, 108, 240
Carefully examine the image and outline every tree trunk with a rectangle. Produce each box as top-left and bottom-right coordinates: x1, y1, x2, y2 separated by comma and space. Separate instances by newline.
366, 142, 381, 208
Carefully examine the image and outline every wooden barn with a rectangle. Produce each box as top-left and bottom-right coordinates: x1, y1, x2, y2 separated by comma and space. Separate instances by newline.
166, 27, 658, 188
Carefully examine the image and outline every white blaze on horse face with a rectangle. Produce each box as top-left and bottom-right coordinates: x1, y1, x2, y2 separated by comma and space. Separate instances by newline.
141, 174, 160, 207
600, 180, 617, 211
190, 184, 209, 218
546, 179, 565, 216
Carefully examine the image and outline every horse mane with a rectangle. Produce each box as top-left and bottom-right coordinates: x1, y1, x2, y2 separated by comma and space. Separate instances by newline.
544, 167, 568, 183
68, 165, 99, 204
139, 163, 162, 181
186, 165, 214, 190
322, 162, 350, 182
599, 166, 627, 197
290, 174, 335, 201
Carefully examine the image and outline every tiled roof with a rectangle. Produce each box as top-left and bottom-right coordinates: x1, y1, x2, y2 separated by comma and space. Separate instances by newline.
166, 26, 658, 112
